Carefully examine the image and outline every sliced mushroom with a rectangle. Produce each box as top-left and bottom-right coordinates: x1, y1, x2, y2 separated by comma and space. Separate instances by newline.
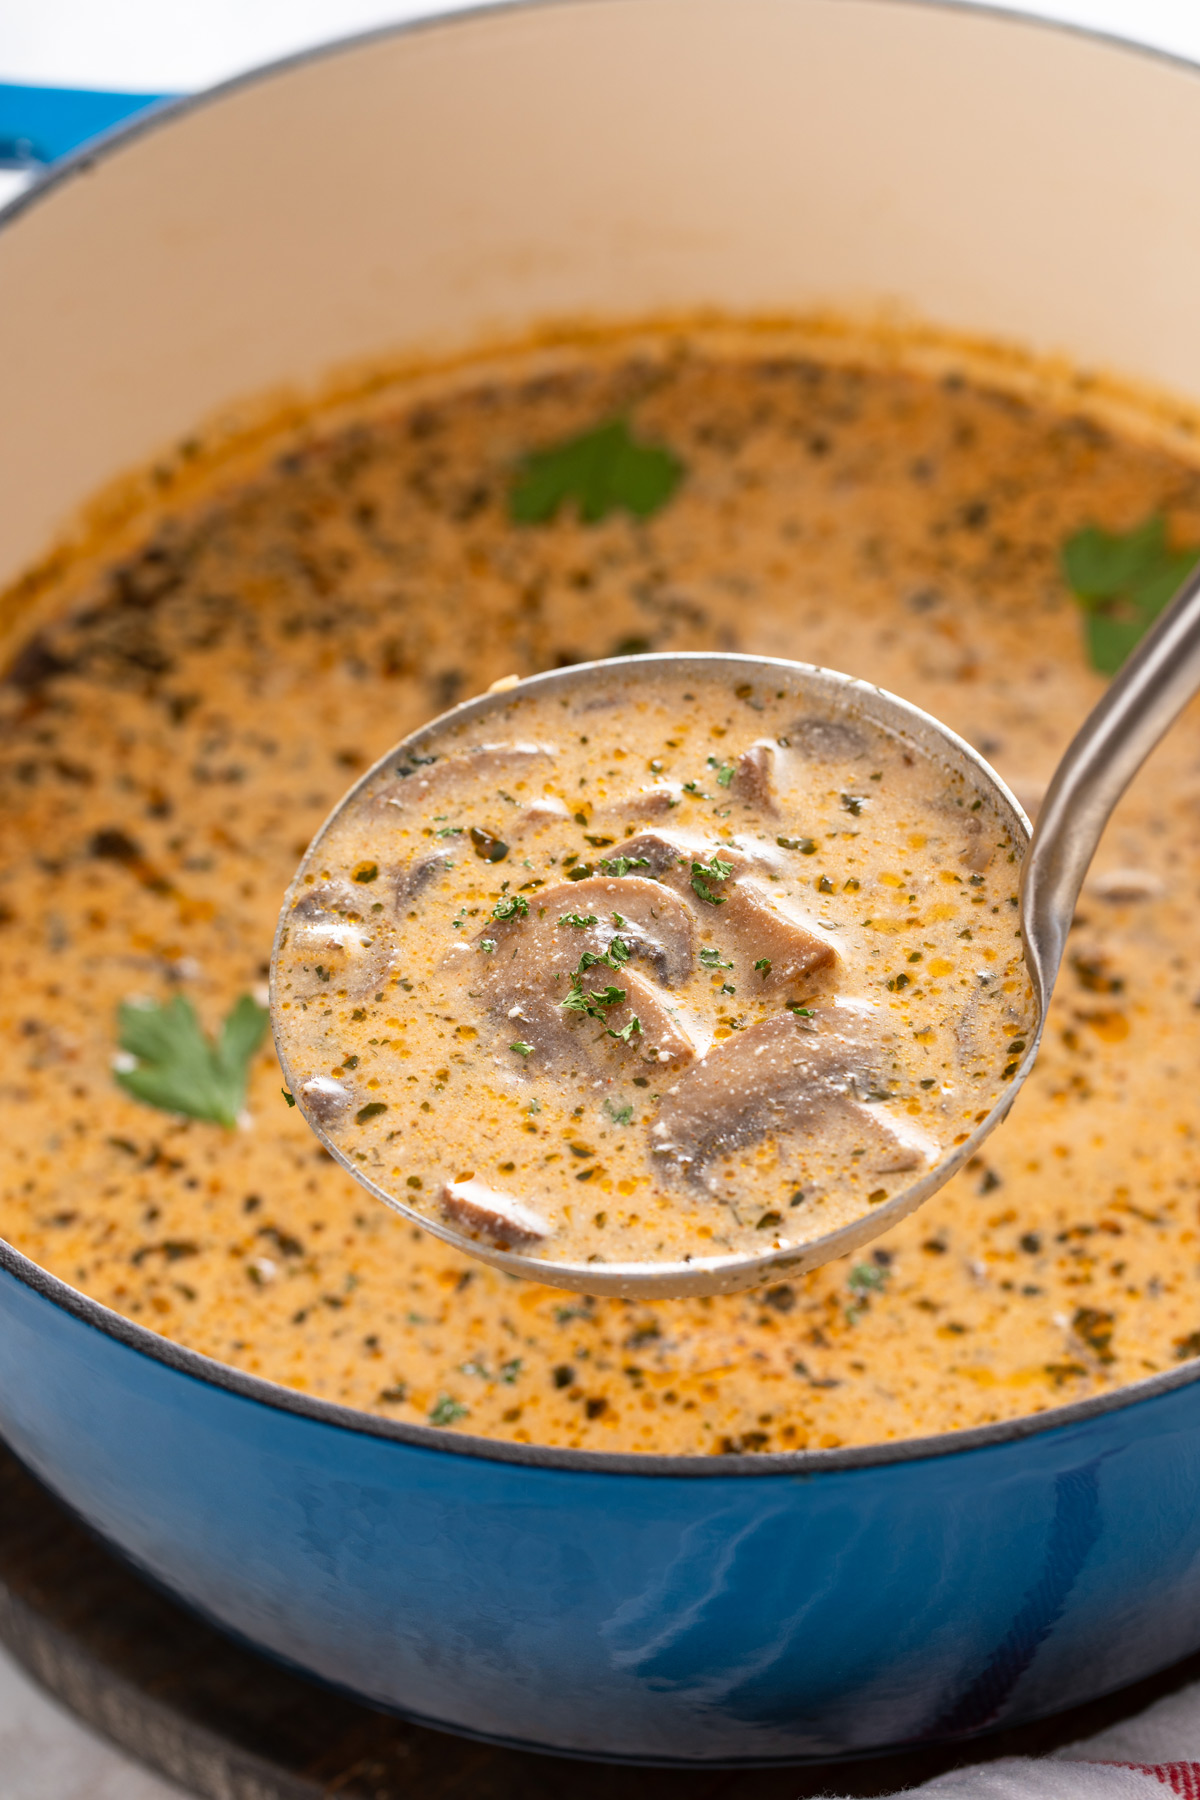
288, 881, 394, 1000
724, 880, 838, 992
593, 782, 685, 824
610, 831, 838, 992
958, 814, 995, 874
540, 877, 695, 986
395, 851, 450, 908
372, 742, 557, 814
731, 742, 780, 814
447, 876, 699, 1076
788, 717, 868, 761
440, 1177, 551, 1248
649, 1010, 933, 1193
297, 1075, 355, 1130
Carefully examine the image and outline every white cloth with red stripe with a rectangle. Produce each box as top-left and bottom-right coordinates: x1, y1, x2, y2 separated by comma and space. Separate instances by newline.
866, 1682, 1200, 1797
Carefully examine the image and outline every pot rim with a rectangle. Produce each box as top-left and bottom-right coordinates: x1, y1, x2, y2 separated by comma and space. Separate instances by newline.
4, 0, 1200, 1480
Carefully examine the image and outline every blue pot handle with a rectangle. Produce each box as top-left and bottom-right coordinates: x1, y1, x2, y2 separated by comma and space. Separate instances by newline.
0, 81, 174, 169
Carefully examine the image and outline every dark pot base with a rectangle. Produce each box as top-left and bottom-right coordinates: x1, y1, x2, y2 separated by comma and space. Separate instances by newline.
0, 1438, 1194, 1800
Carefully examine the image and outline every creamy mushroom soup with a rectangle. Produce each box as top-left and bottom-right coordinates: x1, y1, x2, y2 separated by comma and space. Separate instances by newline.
2, 328, 1200, 1454
273, 665, 1032, 1269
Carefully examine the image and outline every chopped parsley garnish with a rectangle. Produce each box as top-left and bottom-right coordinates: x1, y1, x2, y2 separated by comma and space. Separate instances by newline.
841, 794, 867, 816
562, 977, 626, 1021
598, 854, 650, 877
510, 1040, 535, 1057
707, 755, 735, 787
558, 912, 599, 929
699, 947, 733, 969
604, 1099, 634, 1126
492, 894, 528, 920
754, 957, 772, 977
777, 835, 817, 854
356, 1101, 388, 1123
690, 854, 733, 905
352, 862, 379, 883
436, 825, 463, 838
114, 994, 268, 1129
682, 781, 710, 798
1062, 513, 1200, 674
429, 1395, 469, 1426
281, 1088, 296, 1107
478, 938, 497, 954
509, 418, 684, 524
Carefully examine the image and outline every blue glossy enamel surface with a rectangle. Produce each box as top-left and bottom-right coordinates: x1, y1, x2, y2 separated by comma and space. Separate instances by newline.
2, 1256, 1200, 1762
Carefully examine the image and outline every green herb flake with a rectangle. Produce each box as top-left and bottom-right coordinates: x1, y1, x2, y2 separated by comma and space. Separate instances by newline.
777, 835, 817, 855
707, 755, 735, 787
355, 1101, 388, 1124
429, 1394, 469, 1426
492, 894, 528, 921
754, 957, 772, 977
558, 912, 599, 929
281, 1088, 296, 1108
610, 1015, 642, 1043
691, 855, 733, 905
604, 1099, 634, 1126
1062, 513, 1200, 675
510, 418, 684, 525
511, 1040, 535, 1057
598, 854, 650, 878
352, 862, 379, 883
114, 994, 268, 1129
699, 947, 734, 969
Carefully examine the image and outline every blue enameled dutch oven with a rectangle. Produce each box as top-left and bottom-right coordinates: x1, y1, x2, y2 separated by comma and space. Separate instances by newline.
4, 0, 1200, 1763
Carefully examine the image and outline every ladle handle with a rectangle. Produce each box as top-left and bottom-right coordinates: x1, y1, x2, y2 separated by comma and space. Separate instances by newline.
1020, 561, 1200, 1006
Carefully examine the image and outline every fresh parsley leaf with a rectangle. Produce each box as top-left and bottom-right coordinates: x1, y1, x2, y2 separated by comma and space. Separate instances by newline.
609, 1016, 642, 1043
777, 835, 817, 854
699, 947, 733, 969
510, 1040, 535, 1057
598, 855, 650, 878
1062, 513, 1200, 674
754, 957, 772, 977
707, 755, 735, 787
588, 984, 627, 1009
281, 1088, 296, 1107
115, 994, 268, 1128
492, 894, 528, 921
604, 1099, 634, 1126
510, 419, 684, 525
691, 855, 733, 905
478, 938, 497, 953
558, 912, 599, 929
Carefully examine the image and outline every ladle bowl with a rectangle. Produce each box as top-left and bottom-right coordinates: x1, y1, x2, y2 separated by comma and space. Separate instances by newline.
273, 563, 1200, 1298
272, 649, 1025, 1298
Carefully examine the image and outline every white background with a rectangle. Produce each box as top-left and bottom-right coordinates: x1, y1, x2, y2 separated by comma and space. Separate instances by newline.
0, 1, 1197, 1795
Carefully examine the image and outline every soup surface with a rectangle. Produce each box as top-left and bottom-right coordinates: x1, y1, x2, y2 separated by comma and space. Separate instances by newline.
3, 329, 1200, 1454
273, 662, 1030, 1270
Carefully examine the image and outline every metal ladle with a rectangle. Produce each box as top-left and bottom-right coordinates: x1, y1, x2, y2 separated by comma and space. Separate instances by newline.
270, 569, 1200, 1298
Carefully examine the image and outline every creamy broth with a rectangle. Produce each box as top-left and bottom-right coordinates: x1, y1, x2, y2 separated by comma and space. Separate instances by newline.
2, 332, 1200, 1454
274, 667, 1031, 1268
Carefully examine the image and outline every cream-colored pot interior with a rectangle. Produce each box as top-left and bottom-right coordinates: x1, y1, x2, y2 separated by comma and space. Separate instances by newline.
3, 0, 1200, 591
